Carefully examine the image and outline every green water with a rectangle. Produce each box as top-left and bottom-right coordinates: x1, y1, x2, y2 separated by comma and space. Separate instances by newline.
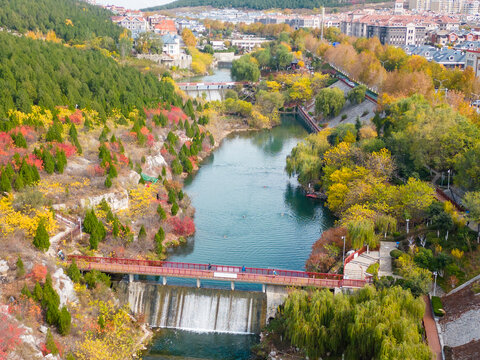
143, 116, 334, 359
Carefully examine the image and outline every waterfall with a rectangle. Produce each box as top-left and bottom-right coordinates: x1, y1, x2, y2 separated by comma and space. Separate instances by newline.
118, 282, 266, 334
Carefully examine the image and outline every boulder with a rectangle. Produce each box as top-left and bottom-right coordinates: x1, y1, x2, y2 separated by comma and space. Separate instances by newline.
0, 260, 9, 274
128, 171, 141, 185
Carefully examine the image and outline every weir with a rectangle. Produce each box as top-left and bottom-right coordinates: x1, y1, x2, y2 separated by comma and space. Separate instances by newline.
117, 282, 268, 334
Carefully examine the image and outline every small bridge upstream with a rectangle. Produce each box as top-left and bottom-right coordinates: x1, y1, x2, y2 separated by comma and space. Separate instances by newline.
68, 255, 369, 291
177, 81, 248, 91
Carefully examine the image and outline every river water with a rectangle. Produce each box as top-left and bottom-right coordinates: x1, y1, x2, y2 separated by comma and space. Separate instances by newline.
142, 70, 333, 360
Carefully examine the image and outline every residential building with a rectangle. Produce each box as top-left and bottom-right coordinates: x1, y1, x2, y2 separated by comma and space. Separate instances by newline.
404, 45, 466, 68
341, 15, 428, 45
230, 36, 268, 51
154, 19, 177, 35
161, 34, 181, 56
111, 16, 149, 38
466, 49, 480, 76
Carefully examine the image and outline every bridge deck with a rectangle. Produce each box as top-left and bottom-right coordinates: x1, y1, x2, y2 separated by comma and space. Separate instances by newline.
68, 256, 368, 289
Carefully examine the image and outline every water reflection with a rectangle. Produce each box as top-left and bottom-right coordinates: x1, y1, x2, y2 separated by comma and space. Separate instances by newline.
144, 329, 258, 360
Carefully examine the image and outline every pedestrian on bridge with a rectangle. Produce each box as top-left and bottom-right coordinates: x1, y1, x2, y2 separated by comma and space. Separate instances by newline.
242, 265, 246, 272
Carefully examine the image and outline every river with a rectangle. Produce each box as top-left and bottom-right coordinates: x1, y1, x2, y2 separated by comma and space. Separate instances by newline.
142, 70, 334, 360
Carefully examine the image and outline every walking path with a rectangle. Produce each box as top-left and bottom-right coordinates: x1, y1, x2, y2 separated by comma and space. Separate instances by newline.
423, 295, 443, 360
378, 241, 395, 277
344, 251, 379, 280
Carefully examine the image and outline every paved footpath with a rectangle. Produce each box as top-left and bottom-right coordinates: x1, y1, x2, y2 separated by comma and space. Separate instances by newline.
378, 241, 394, 277
423, 295, 443, 360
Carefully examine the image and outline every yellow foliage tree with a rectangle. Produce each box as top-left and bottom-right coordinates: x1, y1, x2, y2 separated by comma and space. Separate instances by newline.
46, 30, 61, 43
182, 28, 197, 47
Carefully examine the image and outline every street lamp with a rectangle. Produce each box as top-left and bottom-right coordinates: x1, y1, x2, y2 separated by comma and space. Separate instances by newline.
433, 78, 448, 96
342, 236, 346, 267
406, 219, 410, 234
447, 169, 451, 191
433, 271, 438, 297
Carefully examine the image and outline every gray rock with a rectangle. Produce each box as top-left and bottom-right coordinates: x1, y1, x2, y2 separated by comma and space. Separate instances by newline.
0, 260, 9, 274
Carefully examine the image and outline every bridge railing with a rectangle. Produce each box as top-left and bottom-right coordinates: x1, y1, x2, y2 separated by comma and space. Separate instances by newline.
344, 246, 367, 268
68, 255, 343, 280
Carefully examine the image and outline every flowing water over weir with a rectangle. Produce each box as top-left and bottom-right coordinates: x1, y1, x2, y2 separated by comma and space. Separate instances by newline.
118, 282, 266, 334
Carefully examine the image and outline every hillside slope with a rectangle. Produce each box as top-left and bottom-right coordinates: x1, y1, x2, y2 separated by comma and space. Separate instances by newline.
0, 31, 179, 118
144, 0, 386, 11
0, 0, 123, 42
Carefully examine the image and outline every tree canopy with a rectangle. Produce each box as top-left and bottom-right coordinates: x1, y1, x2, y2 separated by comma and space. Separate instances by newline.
231, 55, 260, 82
0, 31, 179, 118
144, 0, 385, 11
282, 286, 430, 360
0, 0, 123, 43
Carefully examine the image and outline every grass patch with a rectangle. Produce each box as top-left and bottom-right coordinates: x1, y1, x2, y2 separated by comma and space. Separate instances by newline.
366, 262, 379, 277
431, 296, 445, 317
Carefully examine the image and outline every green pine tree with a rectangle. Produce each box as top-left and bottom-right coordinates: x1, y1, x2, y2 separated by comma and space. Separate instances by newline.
33, 219, 50, 251
33, 281, 43, 301
157, 204, 166, 220
12, 132, 27, 148
171, 203, 179, 216
55, 149, 67, 174
13, 173, 25, 191
21, 284, 32, 298
16, 255, 25, 277
112, 217, 120, 238
57, 306, 71, 335
83, 117, 92, 131
0, 170, 12, 192
42, 149, 55, 174
109, 164, 118, 178
89, 229, 100, 250
46, 300, 59, 325
45, 121, 63, 143
154, 227, 164, 256
138, 225, 147, 240
104, 175, 112, 188
19, 160, 33, 185
45, 329, 59, 355
69, 123, 78, 138
67, 259, 82, 283
83, 209, 98, 234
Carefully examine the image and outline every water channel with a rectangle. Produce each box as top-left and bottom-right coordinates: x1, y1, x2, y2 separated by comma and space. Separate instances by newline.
142, 70, 334, 359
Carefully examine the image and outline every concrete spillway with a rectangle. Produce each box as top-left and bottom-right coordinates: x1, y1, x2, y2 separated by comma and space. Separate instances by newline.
117, 282, 268, 334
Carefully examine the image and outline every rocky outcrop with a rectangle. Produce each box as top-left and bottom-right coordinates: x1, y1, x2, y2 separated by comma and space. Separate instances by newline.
80, 190, 129, 211
142, 153, 167, 178
52, 268, 77, 306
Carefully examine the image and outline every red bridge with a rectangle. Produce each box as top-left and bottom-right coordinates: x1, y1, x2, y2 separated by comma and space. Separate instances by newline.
176, 81, 247, 87
68, 255, 369, 289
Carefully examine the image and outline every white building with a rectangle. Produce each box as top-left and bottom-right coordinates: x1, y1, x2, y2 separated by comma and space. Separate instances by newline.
230, 36, 268, 51
111, 16, 149, 38
162, 34, 181, 56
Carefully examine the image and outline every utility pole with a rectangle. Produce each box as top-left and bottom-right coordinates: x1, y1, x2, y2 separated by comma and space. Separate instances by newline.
342, 236, 346, 267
